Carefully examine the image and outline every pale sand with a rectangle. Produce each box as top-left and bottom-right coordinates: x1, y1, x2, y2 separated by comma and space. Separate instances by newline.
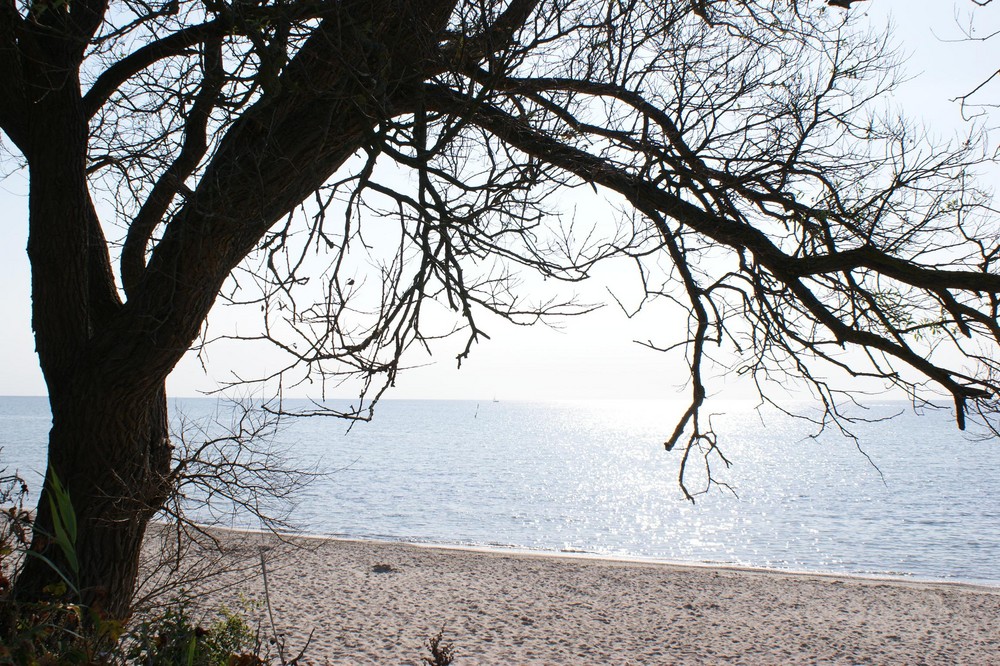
159, 529, 1000, 665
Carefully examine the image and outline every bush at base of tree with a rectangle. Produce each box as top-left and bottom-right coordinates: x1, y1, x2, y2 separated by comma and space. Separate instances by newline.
1, 465, 266, 665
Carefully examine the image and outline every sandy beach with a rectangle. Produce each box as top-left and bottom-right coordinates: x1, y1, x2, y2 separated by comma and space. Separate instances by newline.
150, 529, 1000, 665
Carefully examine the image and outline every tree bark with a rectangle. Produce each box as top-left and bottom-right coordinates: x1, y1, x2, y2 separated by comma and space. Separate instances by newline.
18, 88, 172, 616
16, 386, 171, 621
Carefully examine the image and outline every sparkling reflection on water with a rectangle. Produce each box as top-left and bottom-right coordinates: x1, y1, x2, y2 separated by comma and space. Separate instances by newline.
2, 397, 998, 584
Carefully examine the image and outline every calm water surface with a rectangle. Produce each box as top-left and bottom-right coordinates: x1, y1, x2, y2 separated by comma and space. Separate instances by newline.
1, 396, 997, 585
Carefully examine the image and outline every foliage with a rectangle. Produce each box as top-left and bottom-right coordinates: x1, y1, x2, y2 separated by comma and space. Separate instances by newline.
122, 599, 262, 666
0, 458, 30, 596
1, 593, 266, 666
0, 465, 123, 664
0, 597, 124, 665
27, 469, 80, 596
0, 468, 267, 665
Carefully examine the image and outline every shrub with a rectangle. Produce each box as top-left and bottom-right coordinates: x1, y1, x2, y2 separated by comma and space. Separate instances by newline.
123, 598, 263, 666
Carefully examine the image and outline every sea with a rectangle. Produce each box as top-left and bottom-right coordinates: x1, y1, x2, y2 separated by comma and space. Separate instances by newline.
1, 396, 998, 586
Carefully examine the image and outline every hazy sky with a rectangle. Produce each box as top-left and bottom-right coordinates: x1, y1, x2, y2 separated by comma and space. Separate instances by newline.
1, 0, 995, 401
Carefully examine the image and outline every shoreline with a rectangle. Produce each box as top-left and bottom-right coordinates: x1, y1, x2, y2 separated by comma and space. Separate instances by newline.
201, 524, 1000, 591
154, 527, 1000, 664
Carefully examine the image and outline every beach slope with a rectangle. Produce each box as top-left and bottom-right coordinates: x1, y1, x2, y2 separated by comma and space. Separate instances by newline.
170, 531, 1000, 665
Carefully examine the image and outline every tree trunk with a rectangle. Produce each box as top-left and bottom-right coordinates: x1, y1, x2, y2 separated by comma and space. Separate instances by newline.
10, 19, 174, 620
8, 0, 457, 623
16, 384, 171, 621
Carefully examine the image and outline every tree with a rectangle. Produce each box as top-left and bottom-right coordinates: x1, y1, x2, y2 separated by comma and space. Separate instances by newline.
2, 0, 1000, 620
